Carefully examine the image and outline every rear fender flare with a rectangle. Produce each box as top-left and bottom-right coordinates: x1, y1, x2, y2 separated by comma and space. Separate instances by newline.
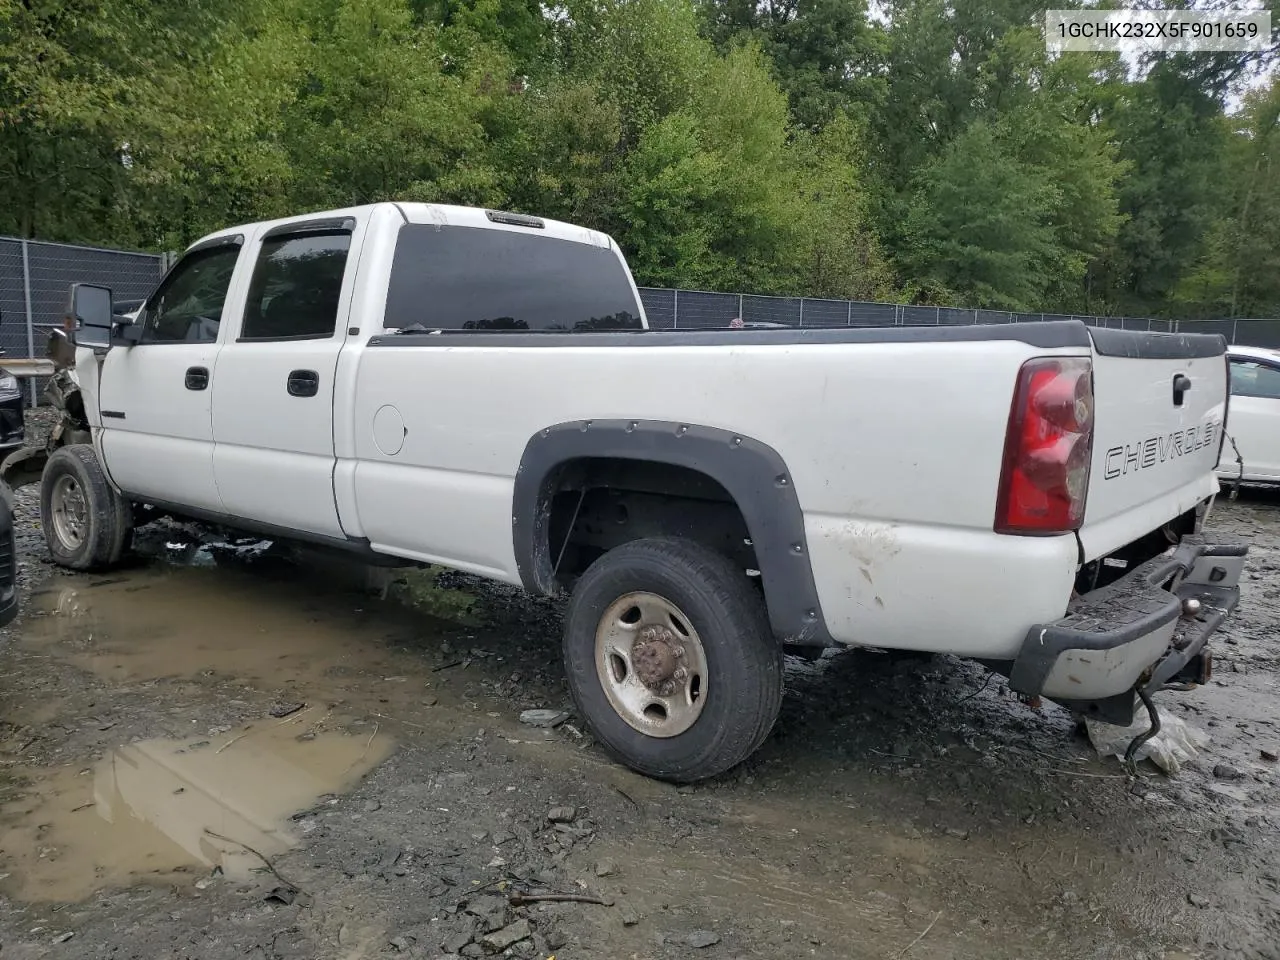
512, 419, 830, 645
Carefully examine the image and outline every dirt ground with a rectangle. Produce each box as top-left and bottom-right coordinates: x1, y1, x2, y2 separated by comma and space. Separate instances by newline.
1, 466, 1278, 959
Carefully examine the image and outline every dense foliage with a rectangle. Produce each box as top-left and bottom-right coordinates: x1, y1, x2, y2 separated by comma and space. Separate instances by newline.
1, 0, 1276, 317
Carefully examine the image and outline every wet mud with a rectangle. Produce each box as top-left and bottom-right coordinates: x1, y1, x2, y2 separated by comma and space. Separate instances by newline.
1, 716, 390, 903
0, 486, 1277, 959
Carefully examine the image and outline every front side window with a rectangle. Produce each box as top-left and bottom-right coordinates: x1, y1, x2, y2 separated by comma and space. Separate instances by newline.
383, 224, 642, 332
1229, 359, 1280, 400
138, 245, 241, 344
240, 231, 352, 341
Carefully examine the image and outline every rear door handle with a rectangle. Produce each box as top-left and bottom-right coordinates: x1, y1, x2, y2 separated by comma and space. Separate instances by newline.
288, 369, 319, 398
185, 366, 209, 391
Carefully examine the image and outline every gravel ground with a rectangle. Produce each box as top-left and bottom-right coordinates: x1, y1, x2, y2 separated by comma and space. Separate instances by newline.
0, 450, 1277, 960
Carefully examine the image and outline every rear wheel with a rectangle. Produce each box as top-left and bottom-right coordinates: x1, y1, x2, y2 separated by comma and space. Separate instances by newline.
40, 445, 132, 570
563, 537, 783, 783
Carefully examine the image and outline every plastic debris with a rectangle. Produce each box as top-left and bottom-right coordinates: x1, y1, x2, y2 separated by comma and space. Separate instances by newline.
519, 709, 570, 728
264, 885, 297, 906
1086, 707, 1209, 774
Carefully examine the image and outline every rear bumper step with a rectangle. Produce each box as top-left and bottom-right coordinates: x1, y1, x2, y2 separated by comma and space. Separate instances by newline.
1009, 535, 1246, 720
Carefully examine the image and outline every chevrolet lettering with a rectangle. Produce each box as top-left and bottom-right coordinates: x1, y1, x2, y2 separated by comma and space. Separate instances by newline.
1104, 420, 1223, 480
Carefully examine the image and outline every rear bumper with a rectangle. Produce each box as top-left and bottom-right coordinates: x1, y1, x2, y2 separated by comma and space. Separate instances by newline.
1009, 534, 1246, 718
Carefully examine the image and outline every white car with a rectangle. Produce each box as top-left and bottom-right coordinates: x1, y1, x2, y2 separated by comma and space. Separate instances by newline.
23, 202, 1246, 782
1216, 344, 1280, 484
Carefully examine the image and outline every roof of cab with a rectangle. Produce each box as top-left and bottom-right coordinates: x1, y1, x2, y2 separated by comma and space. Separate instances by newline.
394, 203, 615, 250
1227, 344, 1280, 362
184, 202, 616, 254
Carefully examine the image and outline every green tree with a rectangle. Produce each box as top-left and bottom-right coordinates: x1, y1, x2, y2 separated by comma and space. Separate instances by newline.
1094, 58, 1233, 316
0, 0, 285, 245
697, 0, 886, 130
902, 122, 1059, 310
782, 114, 893, 299
553, 0, 712, 147
606, 33, 889, 297
611, 41, 797, 291
414, 0, 549, 76
283, 0, 509, 211
1174, 80, 1280, 319
6, 0, 1268, 325
868, 5, 1124, 311
992, 47, 1127, 311
493, 79, 624, 227
125, 0, 308, 248
489, 0, 888, 299
871, 0, 1051, 194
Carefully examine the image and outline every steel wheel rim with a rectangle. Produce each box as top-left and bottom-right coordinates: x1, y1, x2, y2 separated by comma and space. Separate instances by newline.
50, 474, 88, 549
594, 591, 709, 738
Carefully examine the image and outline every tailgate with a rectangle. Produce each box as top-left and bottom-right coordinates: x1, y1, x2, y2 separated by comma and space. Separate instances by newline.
1079, 328, 1228, 560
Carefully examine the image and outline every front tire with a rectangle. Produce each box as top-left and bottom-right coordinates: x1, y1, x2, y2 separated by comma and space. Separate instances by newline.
40, 445, 132, 571
563, 537, 783, 783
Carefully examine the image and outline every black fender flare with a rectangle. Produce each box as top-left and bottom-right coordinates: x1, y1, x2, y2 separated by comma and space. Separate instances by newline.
512, 419, 830, 645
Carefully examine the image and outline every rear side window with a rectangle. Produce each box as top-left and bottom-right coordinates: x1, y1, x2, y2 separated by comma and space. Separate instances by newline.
383, 224, 641, 332
240, 232, 351, 341
1229, 359, 1280, 400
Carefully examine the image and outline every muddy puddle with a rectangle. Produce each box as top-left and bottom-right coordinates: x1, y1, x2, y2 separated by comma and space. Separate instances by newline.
0, 552, 450, 906
0, 512, 1277, 958
0, 715, 392, 903
15, 561, 499, 715
26, 571, 417, 690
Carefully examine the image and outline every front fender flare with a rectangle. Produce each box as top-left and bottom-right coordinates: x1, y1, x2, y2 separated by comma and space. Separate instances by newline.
0, 444, 49, 491
512, 419, 830, 645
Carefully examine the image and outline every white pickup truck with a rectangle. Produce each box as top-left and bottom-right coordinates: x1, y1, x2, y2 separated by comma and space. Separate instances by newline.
19, 202, 1246, 782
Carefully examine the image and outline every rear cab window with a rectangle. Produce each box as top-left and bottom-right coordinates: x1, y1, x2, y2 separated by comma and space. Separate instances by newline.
382, 224, 642, 333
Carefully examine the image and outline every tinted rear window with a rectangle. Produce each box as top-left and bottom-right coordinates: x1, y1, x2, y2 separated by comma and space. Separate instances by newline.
383, 224, 641, 332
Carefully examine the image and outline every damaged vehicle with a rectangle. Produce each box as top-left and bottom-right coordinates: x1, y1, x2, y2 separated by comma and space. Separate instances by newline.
8, 202, 1247, 783
0, 478, 17, 628
0, 370, 25, 457
1215, 345, 1280, 485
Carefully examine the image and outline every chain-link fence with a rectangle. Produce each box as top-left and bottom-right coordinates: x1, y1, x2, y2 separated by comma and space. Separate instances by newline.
635, 288, 1183, 332
636, 287, 1280, 350
0, 237, 166, 404
1178, 318, 1280, 349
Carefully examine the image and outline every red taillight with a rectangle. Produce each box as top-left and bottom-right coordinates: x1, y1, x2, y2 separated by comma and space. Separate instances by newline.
995, 357, 1094, 535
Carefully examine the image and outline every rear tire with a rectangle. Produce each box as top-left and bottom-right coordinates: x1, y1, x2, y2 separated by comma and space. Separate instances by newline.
563, 537, 783, 783
40, 445, 132, 571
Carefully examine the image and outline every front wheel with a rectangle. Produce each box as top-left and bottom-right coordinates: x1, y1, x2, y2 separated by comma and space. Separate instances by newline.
40, 445, 133, 571
563, 537, 783, 783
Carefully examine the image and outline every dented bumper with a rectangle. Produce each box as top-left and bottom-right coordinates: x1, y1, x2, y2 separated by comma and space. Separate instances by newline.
1009, 534, 1246, 721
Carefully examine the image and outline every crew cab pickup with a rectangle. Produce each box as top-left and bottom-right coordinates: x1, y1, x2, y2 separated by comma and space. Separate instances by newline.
30, 202, 1245, 782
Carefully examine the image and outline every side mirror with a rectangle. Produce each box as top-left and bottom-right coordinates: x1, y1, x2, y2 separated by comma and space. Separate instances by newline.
67, 283, 115, 350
